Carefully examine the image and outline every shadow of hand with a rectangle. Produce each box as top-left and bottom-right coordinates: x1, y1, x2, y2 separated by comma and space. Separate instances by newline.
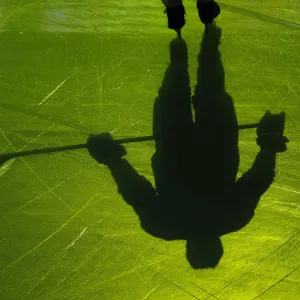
257, 111, 289, 153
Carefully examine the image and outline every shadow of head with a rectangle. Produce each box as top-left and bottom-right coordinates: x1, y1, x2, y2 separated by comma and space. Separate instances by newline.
186, 236, 223, 269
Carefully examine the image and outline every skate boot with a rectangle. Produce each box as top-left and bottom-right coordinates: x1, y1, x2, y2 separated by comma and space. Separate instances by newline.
164, 4, 186, 34
197, 0, 220, 25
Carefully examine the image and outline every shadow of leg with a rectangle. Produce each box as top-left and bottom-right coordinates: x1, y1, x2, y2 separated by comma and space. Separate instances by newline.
192, 22, 239, 186
152, 39, 194, 192
184, 23, 240, 269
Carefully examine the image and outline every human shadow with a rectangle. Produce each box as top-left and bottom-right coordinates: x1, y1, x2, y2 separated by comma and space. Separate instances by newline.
89, 22, 285, 269
151, 23, 239, 267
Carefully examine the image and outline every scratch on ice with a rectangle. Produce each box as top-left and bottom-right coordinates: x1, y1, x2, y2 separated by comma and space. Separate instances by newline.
38, 74, 73, 106
0, 157, 16, 177
65, 227, 88, 249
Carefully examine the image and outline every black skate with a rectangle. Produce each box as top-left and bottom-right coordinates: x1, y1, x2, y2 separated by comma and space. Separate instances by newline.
197, 1, 220, 25
164, 4, 186, 30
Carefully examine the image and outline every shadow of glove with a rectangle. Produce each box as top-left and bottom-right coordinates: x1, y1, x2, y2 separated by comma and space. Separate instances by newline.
87, 133, 127, 165
256, 111, 289, 153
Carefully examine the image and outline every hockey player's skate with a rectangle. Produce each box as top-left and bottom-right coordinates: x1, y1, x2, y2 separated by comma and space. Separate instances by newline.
164, 4, 186, 38
197, 1, 220, 25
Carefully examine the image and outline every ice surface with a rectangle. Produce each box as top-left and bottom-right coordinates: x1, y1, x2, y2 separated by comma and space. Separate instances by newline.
0, 1, 299, 299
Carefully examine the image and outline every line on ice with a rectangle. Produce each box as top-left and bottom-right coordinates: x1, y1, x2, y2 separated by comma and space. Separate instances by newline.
38, 74, 73, 106
272, 184, 300, 195
65, 227, 88, 249
221, 3, 300, 30
0, 193, 98, 275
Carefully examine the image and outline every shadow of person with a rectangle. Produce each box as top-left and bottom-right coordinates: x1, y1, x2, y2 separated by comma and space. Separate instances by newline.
151, 23, 240, 268
86, 22, 288, 269
150, 23, 231, 268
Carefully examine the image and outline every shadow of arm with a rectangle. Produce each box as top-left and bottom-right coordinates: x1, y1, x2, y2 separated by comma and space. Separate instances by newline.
87, 133, 158, 209
235, 150, 276, 211
107, 158, 158, 210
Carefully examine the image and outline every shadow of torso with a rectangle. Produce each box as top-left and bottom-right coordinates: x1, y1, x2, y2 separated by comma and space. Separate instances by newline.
140, 116, 253, 242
